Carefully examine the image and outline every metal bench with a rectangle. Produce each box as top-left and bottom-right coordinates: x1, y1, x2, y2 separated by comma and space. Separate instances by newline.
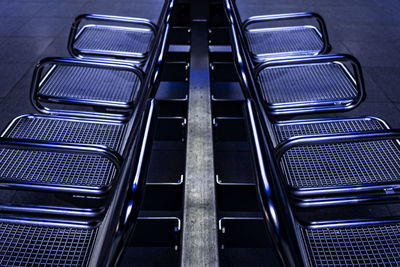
0, 99, 157, 266
242, 13, 330, 62
226, 3, 362, 115
0, 1, 173, 265
225, 0, 330, 63
0, 139, 120, 196
0, 114, 128, 198
245, 99, 400, 266
3, 115, 127, 152
276, 130, 400, 207
0, 5, 170, 213
31, 58, 144, 119
68, 14, 157, 64
0, 217, 99, 266
33, 10, 171, 120
255, 54, 365, 115
299, 219, 400, 267
68, 0, 174, 66
246, 99, 400, 206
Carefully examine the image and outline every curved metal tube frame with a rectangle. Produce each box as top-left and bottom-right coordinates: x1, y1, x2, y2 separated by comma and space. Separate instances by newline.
30, 57, 144, 121
0, 1, 173, 265
228, 1, 400, 264
245, 99, 400, 265
275, 130, 400, 203
254, 54, 366, 115
0, 137, 122, 194
68, 14, 157, 63
242, 12, 331, 62
227, 0, 391, 205
0, 137, 122, 218
227, 0, 364, 117
276, 129, 400, 160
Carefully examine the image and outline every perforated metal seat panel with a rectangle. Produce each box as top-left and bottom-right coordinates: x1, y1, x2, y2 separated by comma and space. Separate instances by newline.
300, 222, 400, 266
74, 25, 154, 57
245, 26, 323, 59
38, 65, 141, 105
0, 149, 116, 188
274, 118, 385, 144
0, 220, 98, 266
258, 62, 358, 106
281, 140, 400, 189
4, 116, 126, 152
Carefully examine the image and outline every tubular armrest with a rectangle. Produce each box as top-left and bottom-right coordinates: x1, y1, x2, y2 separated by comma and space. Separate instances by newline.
94, 99, 158, 266
244, 99, 304, 267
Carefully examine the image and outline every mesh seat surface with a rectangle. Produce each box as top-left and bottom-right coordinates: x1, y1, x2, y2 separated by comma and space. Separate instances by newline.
39, 65, 141, 104
0, 149, 116, 188
281, 140, 400, 189
245, 26, 323, 58
74, 25, 154, 57
258, 62, 358, 106
4, 116, 126, 152
274, 118, 385, 144
0, 220, 97, 266
300, 222, 400, 266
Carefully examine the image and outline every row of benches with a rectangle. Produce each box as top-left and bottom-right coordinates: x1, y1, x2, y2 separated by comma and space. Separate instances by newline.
226, 0, 400, 266
0, 0, 174, 265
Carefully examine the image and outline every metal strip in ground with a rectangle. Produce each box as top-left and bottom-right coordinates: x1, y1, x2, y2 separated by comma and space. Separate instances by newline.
180, 19, 219, 267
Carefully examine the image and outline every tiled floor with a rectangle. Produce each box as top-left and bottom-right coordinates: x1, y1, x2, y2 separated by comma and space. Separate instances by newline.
1, 0, 400, 130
